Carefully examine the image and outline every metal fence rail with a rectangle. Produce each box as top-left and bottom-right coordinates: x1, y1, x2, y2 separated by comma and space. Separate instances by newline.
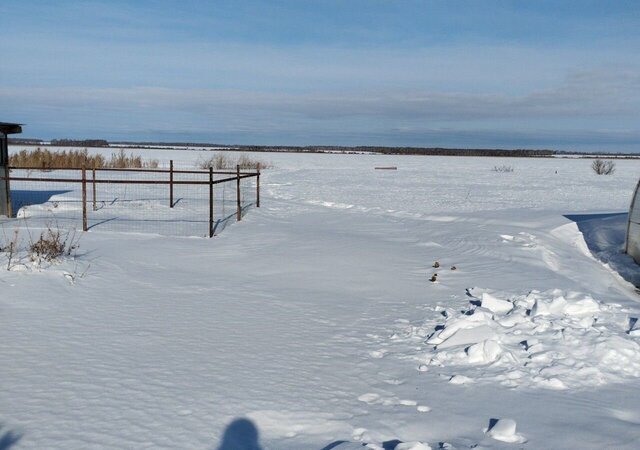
0, 161, 261, 238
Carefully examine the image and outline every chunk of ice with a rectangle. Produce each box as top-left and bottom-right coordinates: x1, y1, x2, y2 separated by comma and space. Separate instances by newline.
395, 442, 432, 450
485, 418, 526, 443
481, 293, 513, 314
437, 325, 496, 350
466, 340, 502, 364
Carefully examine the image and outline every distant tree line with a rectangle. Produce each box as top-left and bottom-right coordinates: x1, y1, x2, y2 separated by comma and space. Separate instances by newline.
111, 141, 227, 148
234, 145, 555, 157
50, 139, 109, 147
111, 142, 556, 157
7, 138, 44, 145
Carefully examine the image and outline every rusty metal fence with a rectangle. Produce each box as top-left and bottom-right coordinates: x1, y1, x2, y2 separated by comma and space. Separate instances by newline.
0, 162, 261, 237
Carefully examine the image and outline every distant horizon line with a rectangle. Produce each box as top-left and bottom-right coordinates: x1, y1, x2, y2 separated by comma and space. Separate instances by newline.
7, 137, 640, 156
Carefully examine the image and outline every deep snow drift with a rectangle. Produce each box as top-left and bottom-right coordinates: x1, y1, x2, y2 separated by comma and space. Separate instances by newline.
1, 149, 640, 449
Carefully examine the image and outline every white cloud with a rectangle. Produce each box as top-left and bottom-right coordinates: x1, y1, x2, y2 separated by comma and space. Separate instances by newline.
2, 66, 638, 123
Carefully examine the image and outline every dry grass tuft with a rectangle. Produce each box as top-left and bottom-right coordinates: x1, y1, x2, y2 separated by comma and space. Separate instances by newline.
1, 222, 82, 269
10, 148, 159, 169
107, 149, 159, 169
196, 153, 272, 170
1, 229, 20, 270
30, 228, 66, 261
236, 154, 272, 170
29, 224, 81, 263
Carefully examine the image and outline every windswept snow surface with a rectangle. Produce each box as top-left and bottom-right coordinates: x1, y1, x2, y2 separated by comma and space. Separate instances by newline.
2, 150, 640, 449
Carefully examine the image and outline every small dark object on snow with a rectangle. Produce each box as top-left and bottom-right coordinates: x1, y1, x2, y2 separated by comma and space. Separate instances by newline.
429, 274, 438, 282
450, 265, 457, 271
433, 261, 440, 268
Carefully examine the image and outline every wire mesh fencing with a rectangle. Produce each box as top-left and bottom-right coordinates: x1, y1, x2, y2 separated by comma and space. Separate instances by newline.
0, 163, 260, 237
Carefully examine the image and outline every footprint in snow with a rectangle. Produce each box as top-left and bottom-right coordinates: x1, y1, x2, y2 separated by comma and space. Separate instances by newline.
448, 374, 474, 385
357, 393, 380, 404
500, 232, 537, 248
351, 427, 367, 441
358, 393, 417, 408
398, 399, 418, 406
382, 378, 405, 385
369, 349, 388, 359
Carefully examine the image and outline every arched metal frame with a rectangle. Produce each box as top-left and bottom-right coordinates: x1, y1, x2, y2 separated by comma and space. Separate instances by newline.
626, 178, 640, 264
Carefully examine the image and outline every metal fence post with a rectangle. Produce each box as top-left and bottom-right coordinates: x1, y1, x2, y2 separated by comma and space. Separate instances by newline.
3, 165, 12, 217
92, 165, 97, 211
236, 164, 242, 221
81, 166, 88, 231
209, 166, 214, 238
256, 163, 260, 208
169, 159, 174, 208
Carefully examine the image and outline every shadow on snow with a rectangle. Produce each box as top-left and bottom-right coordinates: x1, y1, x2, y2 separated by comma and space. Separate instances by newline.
10, 189, 72, 214
564, 212, 640, 287
215, 418, 263, 450
0, 424, 22, 450
214, 418, 420, 450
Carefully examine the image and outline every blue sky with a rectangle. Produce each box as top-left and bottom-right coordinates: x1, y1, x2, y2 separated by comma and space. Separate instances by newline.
1, 1, 639, 150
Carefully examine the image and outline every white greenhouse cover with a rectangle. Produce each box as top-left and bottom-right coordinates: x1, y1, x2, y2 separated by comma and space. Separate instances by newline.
626, 179, 640, 264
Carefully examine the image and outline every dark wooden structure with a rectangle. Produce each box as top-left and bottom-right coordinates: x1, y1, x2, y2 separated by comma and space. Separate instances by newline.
0, 122, 23, 217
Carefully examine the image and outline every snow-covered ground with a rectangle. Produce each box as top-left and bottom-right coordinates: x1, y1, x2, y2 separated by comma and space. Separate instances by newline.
2, 148, 640, 449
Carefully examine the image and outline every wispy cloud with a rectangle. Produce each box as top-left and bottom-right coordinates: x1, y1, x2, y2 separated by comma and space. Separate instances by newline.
3, 66, 637, 121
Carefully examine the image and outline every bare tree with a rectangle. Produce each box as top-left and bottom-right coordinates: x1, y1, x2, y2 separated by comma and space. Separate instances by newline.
591, 158, 616, 175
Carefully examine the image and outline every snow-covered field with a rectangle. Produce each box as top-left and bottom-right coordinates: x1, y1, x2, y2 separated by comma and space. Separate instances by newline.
2, 148, 640, 449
